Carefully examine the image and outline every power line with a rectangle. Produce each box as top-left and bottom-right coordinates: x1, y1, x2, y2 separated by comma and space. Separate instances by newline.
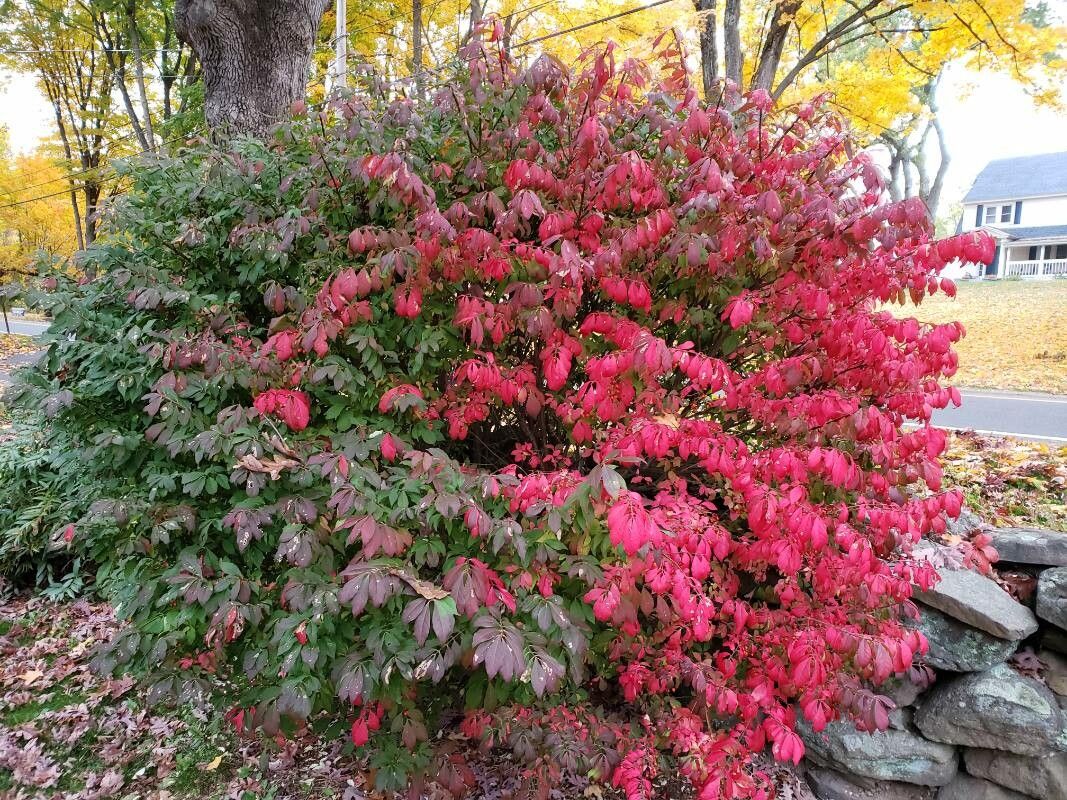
514, 0, 679, 49
2, 126, 156, 198
0, 0, 681, 212
0, 128, 205, 212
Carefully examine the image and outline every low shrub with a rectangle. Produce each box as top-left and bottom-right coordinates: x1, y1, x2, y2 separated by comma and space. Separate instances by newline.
0, 32, 991, 800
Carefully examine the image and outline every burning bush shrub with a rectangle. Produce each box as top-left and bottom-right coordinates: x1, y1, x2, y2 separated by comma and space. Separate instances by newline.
0, 31, 990, 800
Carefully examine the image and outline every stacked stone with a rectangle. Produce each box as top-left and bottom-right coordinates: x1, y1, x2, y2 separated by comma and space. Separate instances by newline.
799, 524, 1067, 800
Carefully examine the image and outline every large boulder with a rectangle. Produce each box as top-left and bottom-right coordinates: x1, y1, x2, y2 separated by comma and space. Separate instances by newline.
798, 718, 958, 786
1037, 567, 1067, 631
916, 606, 1018, 672
916, 568, 1038, 640
806, 768, 934, 800
989, 528, 1067, 567
964, 748, 1067, 800
937, 774, 1030, 800
914, 664, 1064, 756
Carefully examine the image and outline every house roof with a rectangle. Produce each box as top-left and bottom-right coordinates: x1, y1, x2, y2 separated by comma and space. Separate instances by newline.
1000, 224, 1067, 243
963, 152, 1067, 203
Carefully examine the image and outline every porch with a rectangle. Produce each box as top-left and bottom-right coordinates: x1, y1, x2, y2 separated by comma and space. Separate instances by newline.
988, 239, 1067, 279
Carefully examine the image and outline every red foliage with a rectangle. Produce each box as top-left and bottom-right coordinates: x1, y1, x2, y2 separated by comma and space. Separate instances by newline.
253, 389, 311, 431
104, 31, 992, 800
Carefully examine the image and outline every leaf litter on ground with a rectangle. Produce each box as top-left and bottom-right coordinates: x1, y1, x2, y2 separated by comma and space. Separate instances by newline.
943, 431, 1067, 532
0, 594, 819, 800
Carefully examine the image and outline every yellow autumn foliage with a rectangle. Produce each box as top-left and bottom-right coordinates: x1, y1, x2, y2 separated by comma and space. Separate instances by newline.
0, 132, 77, 284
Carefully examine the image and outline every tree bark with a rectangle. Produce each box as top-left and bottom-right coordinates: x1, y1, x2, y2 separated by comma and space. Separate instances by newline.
46, 87, 85, 252
722, 0, 743, 85
175, 0, 331, 137
127, 0, 157, 150
923, 77, 950, 218
412, 0, 424, 99
463, 0, 483, 45
751, 0, 801, 92
695, 0, 718, 100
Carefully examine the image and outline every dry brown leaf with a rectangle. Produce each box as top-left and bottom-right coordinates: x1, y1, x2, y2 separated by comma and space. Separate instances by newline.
19, 669, 44, 686
890, 280, 1067, 393
387, 567, 449, 600
234, 453, 301, 480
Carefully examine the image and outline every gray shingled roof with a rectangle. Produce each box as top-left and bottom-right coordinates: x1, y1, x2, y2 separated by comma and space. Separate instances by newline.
1001, 224, 1067, 242
963, 152, 1067, 202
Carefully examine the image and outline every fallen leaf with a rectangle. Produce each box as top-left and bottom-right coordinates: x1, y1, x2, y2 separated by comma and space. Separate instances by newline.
19, 669, 44, 686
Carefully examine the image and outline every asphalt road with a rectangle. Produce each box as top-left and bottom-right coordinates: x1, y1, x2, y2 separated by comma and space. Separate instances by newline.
1, 318, 50, 337
931, 390, 1067, 443
2, 319, 1064, 440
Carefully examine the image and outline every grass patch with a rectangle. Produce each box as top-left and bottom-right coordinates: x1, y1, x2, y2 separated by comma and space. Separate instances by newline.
894, 279, 1067, 393
2, 687, 87, 726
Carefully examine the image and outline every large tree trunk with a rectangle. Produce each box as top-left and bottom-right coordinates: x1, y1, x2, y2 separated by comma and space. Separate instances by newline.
175, 0, 331, 137
695, 0, 718, 100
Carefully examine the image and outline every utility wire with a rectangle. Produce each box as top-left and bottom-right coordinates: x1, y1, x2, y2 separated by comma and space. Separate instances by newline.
514, 0, 679, 49
0, 0, 681, 212
0, 127, 206, 211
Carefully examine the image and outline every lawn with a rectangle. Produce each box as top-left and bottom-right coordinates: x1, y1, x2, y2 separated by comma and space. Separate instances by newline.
893, 279, 1067, 394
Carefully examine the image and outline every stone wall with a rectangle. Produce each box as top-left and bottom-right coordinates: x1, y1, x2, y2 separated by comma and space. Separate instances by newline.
798, 525, 1067, 800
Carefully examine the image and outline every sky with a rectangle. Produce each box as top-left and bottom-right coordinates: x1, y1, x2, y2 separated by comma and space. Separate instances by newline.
2, 4, 1067, 212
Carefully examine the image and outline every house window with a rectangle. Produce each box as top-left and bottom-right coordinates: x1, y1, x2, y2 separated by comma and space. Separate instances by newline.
1028, 246, 1039, 260
1000, 204, 1012, 223
1055, 244, 1067, 260
985, 206, 997, 224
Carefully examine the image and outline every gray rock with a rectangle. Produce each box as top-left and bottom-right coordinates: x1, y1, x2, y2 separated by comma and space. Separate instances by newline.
945, 508, 985, 539
989, 528, 1067, 566
937, 774, 1030, 800
889, 706, 913, 731
1042, 649, 1067, 697
917, 605, 1019, 672
917, 568, 1038, 640
964, 748, 1067, 800
883, 676, 924, 708
1037, 567, 1067, 631
806, 768, 934, 800
914, 663, 1064, 755
799, 718, 958, 786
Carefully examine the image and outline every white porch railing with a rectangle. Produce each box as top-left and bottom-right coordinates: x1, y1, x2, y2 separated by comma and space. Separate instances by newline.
1004, 259, 1067, 278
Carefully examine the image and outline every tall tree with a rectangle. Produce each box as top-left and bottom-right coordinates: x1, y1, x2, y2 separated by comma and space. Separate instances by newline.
174, 0, 332, 136
0, 136, 77, 285
0, 0, 119, 246
691, 0, 1065, 216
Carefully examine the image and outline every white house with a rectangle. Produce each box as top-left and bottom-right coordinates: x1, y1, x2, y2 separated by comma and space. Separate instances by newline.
956, 151, 1067, 279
